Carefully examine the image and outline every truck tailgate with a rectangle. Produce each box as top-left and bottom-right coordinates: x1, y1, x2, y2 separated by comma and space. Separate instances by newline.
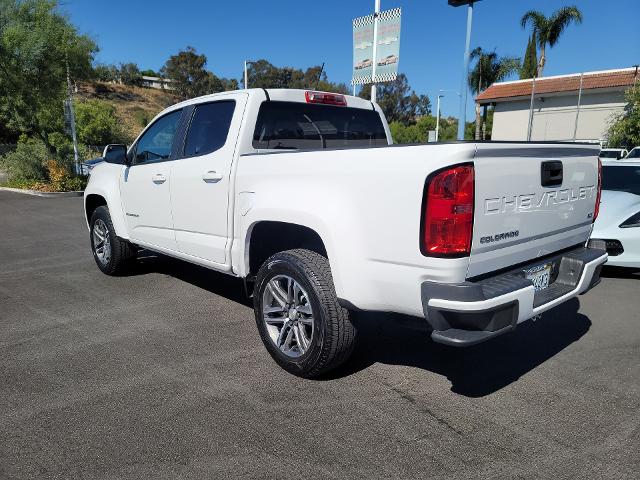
468, 143, 600, 278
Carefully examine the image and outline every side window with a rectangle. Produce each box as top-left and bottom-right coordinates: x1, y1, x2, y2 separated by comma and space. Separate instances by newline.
133, 109, 182, 165
184, 101, 236, 157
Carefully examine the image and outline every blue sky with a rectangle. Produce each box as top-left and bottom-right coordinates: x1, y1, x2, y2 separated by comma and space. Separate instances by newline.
62, 0, 639, 118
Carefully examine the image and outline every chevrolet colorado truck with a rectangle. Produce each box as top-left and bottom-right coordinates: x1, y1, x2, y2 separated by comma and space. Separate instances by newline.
84, 88, 607, 377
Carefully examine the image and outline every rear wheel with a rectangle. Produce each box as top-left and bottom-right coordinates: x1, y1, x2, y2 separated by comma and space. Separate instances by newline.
90, 206, 135, 275
254, 249, 356, 378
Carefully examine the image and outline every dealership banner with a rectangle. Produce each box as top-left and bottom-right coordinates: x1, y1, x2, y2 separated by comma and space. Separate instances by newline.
352, 7, 401, 85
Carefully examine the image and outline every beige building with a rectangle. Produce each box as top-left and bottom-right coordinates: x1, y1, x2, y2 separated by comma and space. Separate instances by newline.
476, 67, 638, 143
141, 76, 174, 90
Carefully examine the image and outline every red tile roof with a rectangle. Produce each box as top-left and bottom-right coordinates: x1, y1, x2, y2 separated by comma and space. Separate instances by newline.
476, 68, 639, 103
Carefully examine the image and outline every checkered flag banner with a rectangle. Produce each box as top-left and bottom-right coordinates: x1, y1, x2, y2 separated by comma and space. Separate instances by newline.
351, 75, 372, 86
352, 13, 374, 28
378, 7, 401, 22
352, 7, 401, 86
373, 72, 397, 83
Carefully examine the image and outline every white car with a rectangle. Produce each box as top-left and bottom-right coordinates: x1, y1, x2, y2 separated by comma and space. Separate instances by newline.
623, 147, 640, 160
599, 148, 628, 160
83, 88, 606, 377
590, 160, 640, 268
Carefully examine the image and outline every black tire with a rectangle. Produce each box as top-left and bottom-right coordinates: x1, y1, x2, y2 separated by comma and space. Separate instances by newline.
89, 206, 136, 275
253, 249, 356, 378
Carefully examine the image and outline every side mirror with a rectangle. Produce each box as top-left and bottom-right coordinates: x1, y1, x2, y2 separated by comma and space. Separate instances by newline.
103, 144, 129, 165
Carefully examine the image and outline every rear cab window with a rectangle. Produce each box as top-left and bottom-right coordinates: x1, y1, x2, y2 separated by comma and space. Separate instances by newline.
252, 101, 388, 150
184, 100, 236, 157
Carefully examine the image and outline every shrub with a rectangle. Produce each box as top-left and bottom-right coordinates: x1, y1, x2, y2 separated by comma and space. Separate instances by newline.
43, 159, 87, 191
75, 99, 125, 146
0, 136, 49, 182
131, 107, 150, 128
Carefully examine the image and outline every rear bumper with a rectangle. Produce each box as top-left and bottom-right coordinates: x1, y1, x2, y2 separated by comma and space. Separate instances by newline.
421, 246, 608, 347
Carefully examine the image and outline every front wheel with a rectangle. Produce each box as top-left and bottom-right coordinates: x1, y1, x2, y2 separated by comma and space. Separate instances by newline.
254, 249, 356, 378
89, 206, 135, 275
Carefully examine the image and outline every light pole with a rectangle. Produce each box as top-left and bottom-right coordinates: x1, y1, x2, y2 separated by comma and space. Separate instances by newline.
371, 0, 381, 103
449, 0, 480, 141
435, 95, 443, 142
436, 89, 460, 142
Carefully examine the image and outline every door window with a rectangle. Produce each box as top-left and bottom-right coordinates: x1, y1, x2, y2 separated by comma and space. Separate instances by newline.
133, 109, 182, 164
184, 101, 236, 157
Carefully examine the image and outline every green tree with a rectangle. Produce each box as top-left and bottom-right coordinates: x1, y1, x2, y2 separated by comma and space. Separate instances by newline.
243, 59, 348, 94
389, 115, 467, 144
140, 69, 158, 77
119, 62, 143, 86
468, 48, 520, 139
359, 74, 431, 124
93, 63, 119, 82
0, 0, 97, 152
521, 5, 583, 77
74, 99, 124, 146
606, 85, 640, 149
161, 47, 211, 99
161, 47, 236, 99
520, 32, 538, 79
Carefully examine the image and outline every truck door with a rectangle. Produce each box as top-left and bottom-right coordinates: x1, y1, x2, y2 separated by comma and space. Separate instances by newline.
170, 93, 247, 265
119, 109, 183, 251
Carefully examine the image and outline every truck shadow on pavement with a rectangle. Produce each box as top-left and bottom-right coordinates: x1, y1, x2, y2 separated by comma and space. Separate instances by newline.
329, 298, 591, 397
127, 252, 590, 398
601, 265, 640, 280
129, 251, 252, 308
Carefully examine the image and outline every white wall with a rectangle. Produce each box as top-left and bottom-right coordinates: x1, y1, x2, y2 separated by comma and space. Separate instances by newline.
490, 89, 626, 142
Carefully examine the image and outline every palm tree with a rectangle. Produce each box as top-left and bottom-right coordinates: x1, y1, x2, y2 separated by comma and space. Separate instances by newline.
468, 48, 520, 140
521, 6, 583, 78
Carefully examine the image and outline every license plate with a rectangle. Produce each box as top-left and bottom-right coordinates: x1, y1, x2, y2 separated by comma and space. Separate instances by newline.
524, 263, 552, 291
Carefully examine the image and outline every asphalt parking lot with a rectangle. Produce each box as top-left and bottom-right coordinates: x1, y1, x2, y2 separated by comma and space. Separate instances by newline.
1, 190, 639, 479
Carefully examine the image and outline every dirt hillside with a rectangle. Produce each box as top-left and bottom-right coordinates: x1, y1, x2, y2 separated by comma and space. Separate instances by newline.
76, 82, 181, 142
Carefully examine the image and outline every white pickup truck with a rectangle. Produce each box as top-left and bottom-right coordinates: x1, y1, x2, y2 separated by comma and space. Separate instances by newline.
84, 88, 607, 377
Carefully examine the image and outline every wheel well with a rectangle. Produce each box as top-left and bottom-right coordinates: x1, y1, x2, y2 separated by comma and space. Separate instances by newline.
85, 194, 107, 222
248, 222, 327, 275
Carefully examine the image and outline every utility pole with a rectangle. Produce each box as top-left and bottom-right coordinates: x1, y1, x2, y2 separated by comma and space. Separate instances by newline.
244, 60, 248, 89
370, 0, 381, 103
572, 72, 584, 141
314, 62, 325, 90
65, 56, 79, 174
457, 2, 473, 140
527, 75, 536, 141
448, 1, 479, 141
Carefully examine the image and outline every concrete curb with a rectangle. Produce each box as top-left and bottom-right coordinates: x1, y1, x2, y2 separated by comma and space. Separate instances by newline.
0, 187, 83, 198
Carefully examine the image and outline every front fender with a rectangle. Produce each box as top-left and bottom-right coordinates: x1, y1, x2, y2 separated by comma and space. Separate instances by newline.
83, 163, 129, 240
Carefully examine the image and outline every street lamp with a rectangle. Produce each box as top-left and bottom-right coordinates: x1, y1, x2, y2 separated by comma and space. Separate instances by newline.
436, 89, 460, 142
448, 0, 481, 141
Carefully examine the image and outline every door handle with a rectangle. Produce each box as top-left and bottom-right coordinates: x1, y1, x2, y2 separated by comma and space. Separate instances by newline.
152, 173, 167, 184
202, 171, 224, 183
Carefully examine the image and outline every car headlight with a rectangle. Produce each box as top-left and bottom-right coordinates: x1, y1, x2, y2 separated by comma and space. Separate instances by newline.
620, 212, 640, 228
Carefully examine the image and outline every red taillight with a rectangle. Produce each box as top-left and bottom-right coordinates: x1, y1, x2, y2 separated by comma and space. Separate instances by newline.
304, 90, 347, 106
421, 164, 475, 257
593, 158, 602, 222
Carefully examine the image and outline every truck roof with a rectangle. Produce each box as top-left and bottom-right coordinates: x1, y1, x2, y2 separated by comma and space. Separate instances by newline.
170, 88, 375, 111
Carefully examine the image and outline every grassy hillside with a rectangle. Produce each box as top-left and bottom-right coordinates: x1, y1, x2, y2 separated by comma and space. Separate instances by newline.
76, 82, 180, 143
